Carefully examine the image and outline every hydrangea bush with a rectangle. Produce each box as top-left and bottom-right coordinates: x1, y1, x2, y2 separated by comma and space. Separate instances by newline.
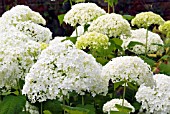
0, 2, 170, 114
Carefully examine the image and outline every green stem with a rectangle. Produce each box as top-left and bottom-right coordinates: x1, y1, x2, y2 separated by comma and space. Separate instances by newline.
41, 102, 43, 114
112, 4, 115, 13
145, 28, 149, 56
122, 81, 127, 108
69, 0, 73, 7
16, 79, 21, 94
76, 27, 78, 37
63, 96, 66, 114
108, 3, 110, 13
82, 95, 84, 106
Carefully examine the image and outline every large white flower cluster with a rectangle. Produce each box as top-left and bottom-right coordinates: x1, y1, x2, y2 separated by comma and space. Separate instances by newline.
131, 11, 165, 28
15, 21, 52, 43
76, 31, 109, 51
103, 99, 135, 113
1, 5, 46, 25
121, 28, 164, 54
102, 56, 154, 87
88, 13, 131, 38
0, 31, 41, 90
0, 5, 52, 43
64, 3, 106, 26
136, 74, 170, 114
22, 38, 108, 103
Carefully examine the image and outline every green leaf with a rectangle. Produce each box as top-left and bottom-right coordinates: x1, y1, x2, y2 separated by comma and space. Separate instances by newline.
110, 38, 123, 51
127, 82, 138, 91
0, 95, 26, 114
151, 43, 164, 47
110, 111, 128, 114
1, 91, 11, 96
62, 105, 90, 114
115, 104, 133, 113
63, 37, 77, 44
140, 55, 156, 67
43, 100, 62, 114
58, 14, 65, 25
159, 63, 170, 75
77, 104, 95, 114
43, 110, 52, 114
114, 81, 125, 90
127, 41, 144, 49
122, 15, 134, 21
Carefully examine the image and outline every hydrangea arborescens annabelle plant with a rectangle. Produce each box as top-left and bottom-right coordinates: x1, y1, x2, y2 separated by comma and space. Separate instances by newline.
102, 56, 154, 87
103, 99, 135, 114
121, 28, 164, 54
0, 31, 41, 90
1, 5, 46, 25
22, 37, 108, 103
88, 13, 131, 38
76, 31, 110, 51
136, 74, 170, 114
159, 20, 170, 38
131, 11, 165, 28
64, 3, 106, 26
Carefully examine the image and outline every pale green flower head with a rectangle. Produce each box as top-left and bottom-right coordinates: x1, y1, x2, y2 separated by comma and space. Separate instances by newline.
131, 11, 165, 28
72, 0, 85, 3
88, 13, 131, 38
159, 20, 170, 38
76, 31, 110, 51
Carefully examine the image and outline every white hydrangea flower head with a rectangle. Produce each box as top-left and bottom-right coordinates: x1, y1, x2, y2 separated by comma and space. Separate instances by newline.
23, 101, 39, 114
120, 28, 164, 54
136, 74, 170, 114
76, 31, 110, 51
102, 56, 154, 87
88, 13, 131, 38
64, 3, 106, 26
15, 21, 52, 43
71, 25, 84, 37
22, 38, 108, 103
1, 5, 46, 25
159, 20, 170, 38
103, 99, 135, 113
0, 32, 41, 90
131, 11, 165, 28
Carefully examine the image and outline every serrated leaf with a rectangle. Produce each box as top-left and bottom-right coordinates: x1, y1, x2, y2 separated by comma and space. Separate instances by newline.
115, 104, 133, 113
151, 43, 164, 47
140, 55, 156, 67
114, 81, 125, 90
159, 63, 170, 75
77, 104, 95, 114
127, 82, 138, 91
0, 95, 26, 114
127, 41, 144, 49
43, 110, 52, 114
110, 111, 128, 114
58, 14, 65, 25
43, 100, 62, 114
62, 105, 89, 114
122, 15, 134, 21
62, 37, 77, 44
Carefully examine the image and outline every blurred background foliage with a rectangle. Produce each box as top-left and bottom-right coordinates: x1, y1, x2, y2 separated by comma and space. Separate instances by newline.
0, 0, 170, 37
